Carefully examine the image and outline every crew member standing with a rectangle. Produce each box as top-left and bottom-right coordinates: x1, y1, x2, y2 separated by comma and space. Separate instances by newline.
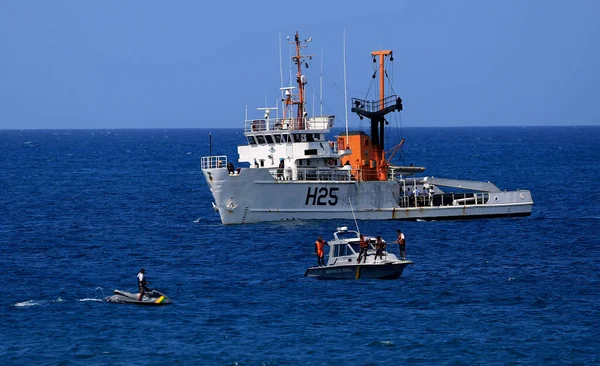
395, 229, 406, 260
277, 159, 285, 180
374, 235, 386, 261
315, 236, 326, 267
357, 234, 369, 264
137, 268, 150, 301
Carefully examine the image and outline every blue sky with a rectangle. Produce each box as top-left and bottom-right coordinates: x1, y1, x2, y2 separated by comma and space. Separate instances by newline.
1, 0, 599, 129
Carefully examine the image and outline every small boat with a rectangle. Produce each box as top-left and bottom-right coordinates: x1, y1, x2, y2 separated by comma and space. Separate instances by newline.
105, 289, 172, 306
304, 227, 412, 280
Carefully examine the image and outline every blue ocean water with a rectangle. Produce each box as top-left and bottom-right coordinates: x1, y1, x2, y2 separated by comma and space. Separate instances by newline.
1, 127, 599, 365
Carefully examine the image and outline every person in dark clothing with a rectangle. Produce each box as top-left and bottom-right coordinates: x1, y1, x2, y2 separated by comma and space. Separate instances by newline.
374, 235, 386, 261
357, 234, 369, 264
277, 159, 285, 180
227, 162, 235, 174
137, 268, 150, 301
395, 229, 406, 259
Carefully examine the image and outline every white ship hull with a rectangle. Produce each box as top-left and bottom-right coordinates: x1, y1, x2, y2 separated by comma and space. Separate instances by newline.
203, 168, 533, 225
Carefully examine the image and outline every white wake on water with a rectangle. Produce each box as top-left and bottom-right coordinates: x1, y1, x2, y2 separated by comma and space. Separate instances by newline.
14, 300, 40, 307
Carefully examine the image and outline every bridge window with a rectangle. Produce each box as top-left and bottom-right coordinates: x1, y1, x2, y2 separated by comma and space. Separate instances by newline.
265, 135, 274, 144
256, 135, 265, 144
306, 134, 314, 142
282, 134, 290, 143
247, 136, 256, 145
274, 134, 282, 143
293, 134, 301, 143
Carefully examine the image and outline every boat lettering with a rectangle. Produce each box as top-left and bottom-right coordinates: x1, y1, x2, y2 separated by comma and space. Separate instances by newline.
305, 187, 339, 206
325, 268, 354, 274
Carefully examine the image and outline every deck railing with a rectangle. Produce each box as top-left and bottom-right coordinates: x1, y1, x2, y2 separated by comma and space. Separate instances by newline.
351, 95, 399, 112
201, 155, 228, 170
268, 167, 353, 182
398, 192, 490, 208
244, 116, 335, 133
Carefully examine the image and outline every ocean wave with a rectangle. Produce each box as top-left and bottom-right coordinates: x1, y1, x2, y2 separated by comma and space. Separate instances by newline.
13, 300, 40, 307
368, 340, 396, 348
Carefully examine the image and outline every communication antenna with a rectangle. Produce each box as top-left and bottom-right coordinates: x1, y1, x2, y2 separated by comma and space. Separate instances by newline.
279, 32, 283, 93
320, 49, 323, 116
343, 28, 349, 142
348, 197, 359, 235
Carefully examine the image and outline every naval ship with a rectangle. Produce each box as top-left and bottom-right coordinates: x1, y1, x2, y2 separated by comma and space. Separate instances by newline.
201, 32, 533, 225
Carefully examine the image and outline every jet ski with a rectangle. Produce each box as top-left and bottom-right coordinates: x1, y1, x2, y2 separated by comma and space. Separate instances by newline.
105, 289, 172, 305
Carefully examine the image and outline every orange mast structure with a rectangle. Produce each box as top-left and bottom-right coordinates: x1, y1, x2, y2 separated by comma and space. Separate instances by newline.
372, 50, 392, 111
348, 49, 403, 181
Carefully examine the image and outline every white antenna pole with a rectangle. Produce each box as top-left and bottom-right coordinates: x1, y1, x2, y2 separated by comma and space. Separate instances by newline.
289, 41, 293, 118
343, 28, 349, 142
320, 49, 323, 116
279, 32, 284, 91
349, 198, 359, 234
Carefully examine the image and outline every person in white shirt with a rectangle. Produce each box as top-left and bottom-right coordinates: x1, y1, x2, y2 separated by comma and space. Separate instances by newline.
137, 268, 150, 301
395, 229, 406, 260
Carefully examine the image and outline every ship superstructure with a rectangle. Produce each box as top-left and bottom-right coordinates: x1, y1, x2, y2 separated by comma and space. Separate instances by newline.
200, 32, 533, 224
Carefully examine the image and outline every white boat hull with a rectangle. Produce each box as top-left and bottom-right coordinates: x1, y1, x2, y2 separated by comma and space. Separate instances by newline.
203, 168, 533, 225
304, 261, 412, 280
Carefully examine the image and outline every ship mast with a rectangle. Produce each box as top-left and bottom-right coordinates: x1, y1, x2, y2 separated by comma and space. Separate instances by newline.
284, 32, 313, 128
372, 50, 391, 110
351, 49, 403, 180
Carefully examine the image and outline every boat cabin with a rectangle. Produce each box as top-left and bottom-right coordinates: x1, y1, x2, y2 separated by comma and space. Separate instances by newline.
328, 227, 382, 265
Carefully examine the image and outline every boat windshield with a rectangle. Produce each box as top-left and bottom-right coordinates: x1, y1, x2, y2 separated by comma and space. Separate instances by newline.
333, 243, 360, 257
348, 242, 361, 254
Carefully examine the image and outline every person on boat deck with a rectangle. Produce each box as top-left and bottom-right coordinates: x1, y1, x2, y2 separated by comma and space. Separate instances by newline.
227, 162, 235, 174
374, 236, 386, 261
357, 234, 369, 264
315, 236, 326, 267
277, 159, 285, 180
395, 229, 406, 260
137, 268, 150, 301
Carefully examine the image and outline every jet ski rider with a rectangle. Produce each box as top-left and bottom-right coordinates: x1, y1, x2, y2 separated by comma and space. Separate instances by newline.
137, 268, 150, 301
